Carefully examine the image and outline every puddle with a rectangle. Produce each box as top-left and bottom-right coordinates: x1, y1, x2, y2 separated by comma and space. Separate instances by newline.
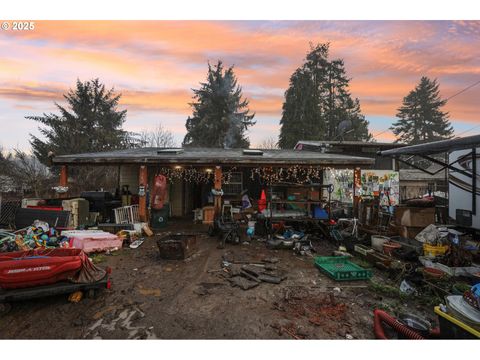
86, 306, 157, 339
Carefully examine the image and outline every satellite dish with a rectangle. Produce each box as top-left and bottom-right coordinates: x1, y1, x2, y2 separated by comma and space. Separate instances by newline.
337, 119, 353, 136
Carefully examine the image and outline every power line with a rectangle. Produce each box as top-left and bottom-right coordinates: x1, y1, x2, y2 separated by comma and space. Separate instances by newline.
456, 124, 480, 137
372, 128, 392, 138
445, 79, 480, 102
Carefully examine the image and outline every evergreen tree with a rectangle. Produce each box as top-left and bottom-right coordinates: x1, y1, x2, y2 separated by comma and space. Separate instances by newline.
391, 77, 454, 144
183, 61, 255, 148
28, 78, 131, 165
279, 43, 371, 149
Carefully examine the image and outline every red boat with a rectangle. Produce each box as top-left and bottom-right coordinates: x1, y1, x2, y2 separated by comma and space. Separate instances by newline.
0, 248, 83, 289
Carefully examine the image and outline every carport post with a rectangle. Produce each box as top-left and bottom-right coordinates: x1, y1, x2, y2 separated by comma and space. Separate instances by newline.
139, 165, 148, 222
59, 165, 68, 199
214, 166, 222, 217
353, 167, 361, 217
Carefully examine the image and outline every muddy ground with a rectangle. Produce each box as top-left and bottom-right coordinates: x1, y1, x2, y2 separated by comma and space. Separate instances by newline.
0, 220, 438, 339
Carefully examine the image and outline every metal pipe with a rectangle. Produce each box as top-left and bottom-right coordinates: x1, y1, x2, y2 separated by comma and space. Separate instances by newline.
473, 147, 477, 215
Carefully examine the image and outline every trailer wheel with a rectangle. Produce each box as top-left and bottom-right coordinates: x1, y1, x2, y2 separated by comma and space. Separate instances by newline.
0, 302, 12, 315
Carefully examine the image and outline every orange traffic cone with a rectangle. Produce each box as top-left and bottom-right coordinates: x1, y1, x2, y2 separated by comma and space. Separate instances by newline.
258, 189, 267, 212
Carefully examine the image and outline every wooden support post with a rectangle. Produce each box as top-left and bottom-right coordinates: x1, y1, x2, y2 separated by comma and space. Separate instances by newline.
353, 167, 361, 218
139, 165, 148, 222
214, 166, 222, 218
59, 165, 68, 199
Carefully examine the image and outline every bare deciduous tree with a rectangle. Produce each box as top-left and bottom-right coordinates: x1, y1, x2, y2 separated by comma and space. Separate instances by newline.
0, 148, 54, 197
256, 136, 279, 149
138, 124, 176, 148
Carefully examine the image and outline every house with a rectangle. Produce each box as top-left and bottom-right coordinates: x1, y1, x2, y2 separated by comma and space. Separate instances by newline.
295, 140, 405, 170
52, 147, 374, 221
399, 164, 448, 201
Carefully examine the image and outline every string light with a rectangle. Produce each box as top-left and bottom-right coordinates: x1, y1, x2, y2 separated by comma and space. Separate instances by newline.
250, 165, 327, 184
156, 166, 237, 184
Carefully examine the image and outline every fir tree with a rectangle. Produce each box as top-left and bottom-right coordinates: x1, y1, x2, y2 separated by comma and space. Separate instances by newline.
183, 61, 255, 148
28, 78, 130, 165
279, 43, 371, 149
391, 77, 454, 144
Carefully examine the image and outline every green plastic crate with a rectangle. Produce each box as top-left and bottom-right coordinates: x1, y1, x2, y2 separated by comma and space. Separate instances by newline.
314, 256, 372, 281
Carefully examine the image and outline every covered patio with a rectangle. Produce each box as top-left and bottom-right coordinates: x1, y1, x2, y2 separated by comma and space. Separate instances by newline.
52, 147, 375, 225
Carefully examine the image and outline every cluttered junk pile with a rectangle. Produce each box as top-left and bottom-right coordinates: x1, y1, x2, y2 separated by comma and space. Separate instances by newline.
0, 193, 156, 311
202, 185, 480, 339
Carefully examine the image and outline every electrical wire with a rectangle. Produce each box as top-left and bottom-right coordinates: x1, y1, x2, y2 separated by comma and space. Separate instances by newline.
445, 79, 480, 102
455, 124, 480, 137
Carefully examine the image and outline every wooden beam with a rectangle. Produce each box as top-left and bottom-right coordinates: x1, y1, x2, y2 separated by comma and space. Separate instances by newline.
59, 165, 68, 199
214, 166, 222, 217
138, 165, 148, 222
353, 167, 361, 218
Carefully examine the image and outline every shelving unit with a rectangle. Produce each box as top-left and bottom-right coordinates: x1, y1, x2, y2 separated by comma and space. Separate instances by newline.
266, 182, 333, 221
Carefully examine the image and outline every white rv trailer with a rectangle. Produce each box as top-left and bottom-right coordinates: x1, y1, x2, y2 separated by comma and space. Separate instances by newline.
379, 135, 480, 230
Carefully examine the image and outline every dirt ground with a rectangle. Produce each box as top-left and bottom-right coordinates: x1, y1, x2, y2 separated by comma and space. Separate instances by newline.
0, 220, 438, 339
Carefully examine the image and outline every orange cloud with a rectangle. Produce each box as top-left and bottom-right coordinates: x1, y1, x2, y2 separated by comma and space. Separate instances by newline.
1, 20, 479, 146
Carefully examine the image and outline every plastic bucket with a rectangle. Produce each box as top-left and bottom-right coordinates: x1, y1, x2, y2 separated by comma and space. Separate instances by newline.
371, 235, 389, 252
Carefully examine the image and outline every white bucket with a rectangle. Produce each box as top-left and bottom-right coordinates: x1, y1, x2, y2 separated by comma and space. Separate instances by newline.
371, 235, 389, 252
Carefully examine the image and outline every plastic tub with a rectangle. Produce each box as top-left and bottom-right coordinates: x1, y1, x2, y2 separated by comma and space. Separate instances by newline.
354, 244, 374, 256
383, 241, 402, 256
423, 243, 449, 257
445, 295, 480, 330
423, 267, 447, 281
371, 235, 389, 252
435, 306, 480, 339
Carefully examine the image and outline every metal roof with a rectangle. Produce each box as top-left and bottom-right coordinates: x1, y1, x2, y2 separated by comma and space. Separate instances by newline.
399, 168, 447, 181
295, 140, 406, 149
379, 134, 480, 157
52, 147, 375, 167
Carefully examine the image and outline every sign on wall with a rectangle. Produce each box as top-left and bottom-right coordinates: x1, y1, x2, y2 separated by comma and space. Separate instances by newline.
359, 170, 400, 206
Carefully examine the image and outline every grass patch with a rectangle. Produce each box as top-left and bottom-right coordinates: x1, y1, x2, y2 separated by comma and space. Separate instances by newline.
90, 254, 106, 264
368, 280, 408, 301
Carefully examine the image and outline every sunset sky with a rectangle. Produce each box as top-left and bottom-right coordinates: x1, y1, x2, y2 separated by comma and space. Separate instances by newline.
1, 20, 479, 150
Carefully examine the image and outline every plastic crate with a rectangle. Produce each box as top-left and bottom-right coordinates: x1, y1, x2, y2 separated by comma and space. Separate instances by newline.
434, 306, 480, 339
314, 256, 372, 281
423, 244, 449, 257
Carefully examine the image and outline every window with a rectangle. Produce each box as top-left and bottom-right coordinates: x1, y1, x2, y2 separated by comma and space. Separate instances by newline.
223, 172, 243, 195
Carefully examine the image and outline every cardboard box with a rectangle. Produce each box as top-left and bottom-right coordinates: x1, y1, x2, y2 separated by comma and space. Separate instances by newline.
398, 207, 435, 227
309, 190, 320, 201
202, 206, 215, 224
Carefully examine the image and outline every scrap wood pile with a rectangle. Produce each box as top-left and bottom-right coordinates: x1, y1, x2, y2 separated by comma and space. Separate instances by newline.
271, 286, 350, 339
215, 255, 287, 290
